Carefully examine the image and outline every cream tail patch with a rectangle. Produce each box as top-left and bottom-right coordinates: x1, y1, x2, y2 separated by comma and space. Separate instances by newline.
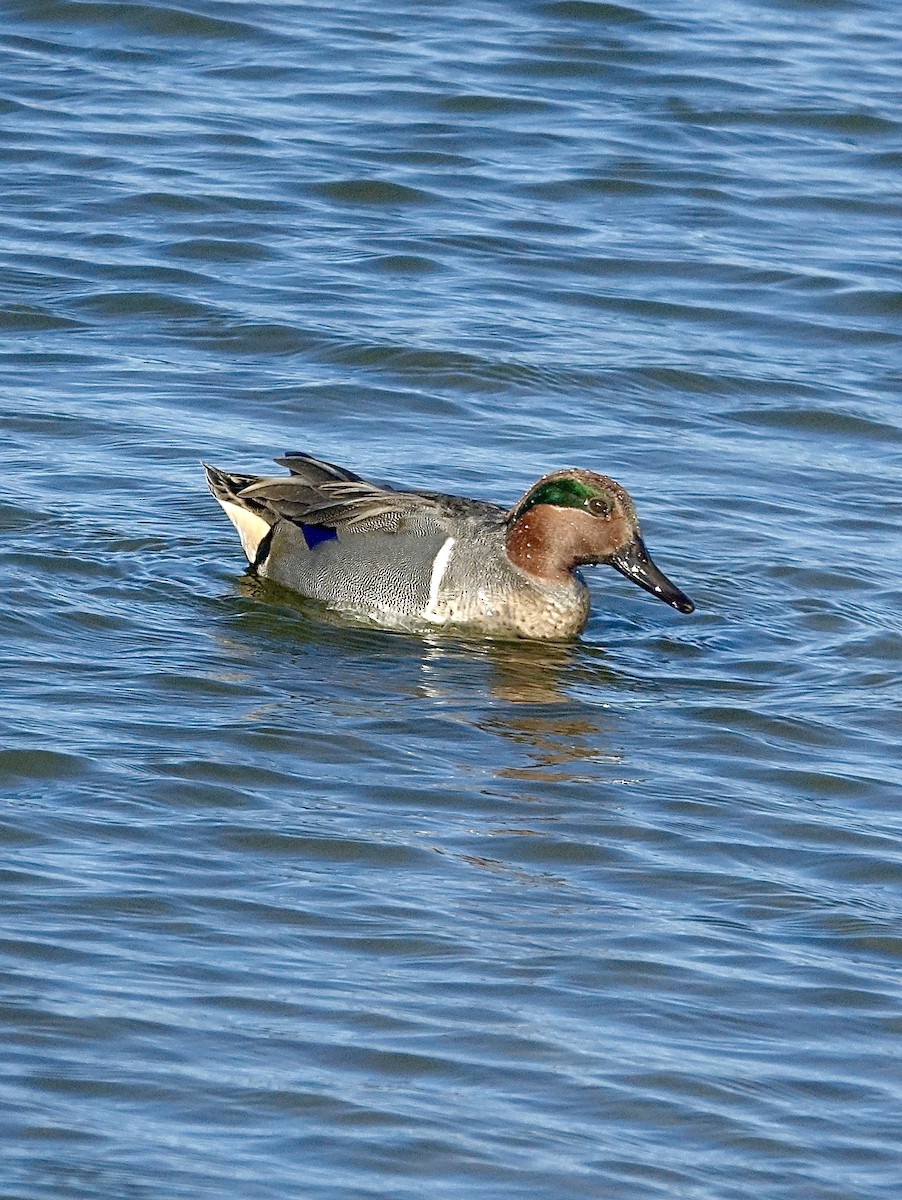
217, 499, 271, 564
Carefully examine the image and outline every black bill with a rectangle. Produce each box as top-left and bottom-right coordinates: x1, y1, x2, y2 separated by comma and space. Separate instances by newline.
610, 536, 695, 614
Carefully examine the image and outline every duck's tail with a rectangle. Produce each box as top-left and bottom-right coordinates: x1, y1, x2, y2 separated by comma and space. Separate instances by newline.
202, 463, 275, 566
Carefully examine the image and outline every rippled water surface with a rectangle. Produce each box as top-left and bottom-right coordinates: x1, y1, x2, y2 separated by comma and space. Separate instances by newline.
2, 1, 901, 1197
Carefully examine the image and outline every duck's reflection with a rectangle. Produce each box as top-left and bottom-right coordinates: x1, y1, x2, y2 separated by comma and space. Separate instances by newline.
226, 573, 623, 786
417, 637, 624, 785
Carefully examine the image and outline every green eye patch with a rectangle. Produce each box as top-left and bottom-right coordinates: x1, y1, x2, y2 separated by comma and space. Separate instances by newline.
514, 477, 599, 520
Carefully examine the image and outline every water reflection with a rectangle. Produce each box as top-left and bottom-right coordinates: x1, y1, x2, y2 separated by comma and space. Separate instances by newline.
415, 635, 579, 704
418, 637, 623, 784
490, 713, 621, 785
227, 573, 624, 786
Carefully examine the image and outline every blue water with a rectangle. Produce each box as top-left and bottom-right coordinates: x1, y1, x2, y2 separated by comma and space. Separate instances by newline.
2, 2, 900, 1197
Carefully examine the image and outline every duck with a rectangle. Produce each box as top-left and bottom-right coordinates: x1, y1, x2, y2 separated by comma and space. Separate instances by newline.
203, 451, 694, 640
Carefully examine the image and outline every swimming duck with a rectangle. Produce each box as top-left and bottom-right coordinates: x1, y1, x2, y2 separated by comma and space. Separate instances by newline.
203, 452, 694, 640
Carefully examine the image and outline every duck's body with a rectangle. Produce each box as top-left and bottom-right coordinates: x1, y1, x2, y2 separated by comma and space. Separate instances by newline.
204, 452, 693, 640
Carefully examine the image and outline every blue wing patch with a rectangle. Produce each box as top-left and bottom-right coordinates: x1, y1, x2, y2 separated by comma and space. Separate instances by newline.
301, 523, 338, 550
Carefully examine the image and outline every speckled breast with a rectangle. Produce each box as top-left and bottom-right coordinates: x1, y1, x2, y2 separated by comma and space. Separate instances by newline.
426, 540, 591, 640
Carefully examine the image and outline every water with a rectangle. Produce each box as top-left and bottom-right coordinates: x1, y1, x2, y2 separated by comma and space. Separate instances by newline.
2, 1, 901, 1197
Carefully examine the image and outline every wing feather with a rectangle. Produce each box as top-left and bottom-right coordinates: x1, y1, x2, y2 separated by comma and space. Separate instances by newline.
236, 476, 447, 534
273, 452, 364, 484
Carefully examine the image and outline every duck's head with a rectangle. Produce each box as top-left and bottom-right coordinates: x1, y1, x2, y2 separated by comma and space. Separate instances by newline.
505, 469, 694, 614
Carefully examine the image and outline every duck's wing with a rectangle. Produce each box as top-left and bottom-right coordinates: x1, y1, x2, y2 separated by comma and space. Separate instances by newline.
236, 472, 450, 535
206, 455, 506, 536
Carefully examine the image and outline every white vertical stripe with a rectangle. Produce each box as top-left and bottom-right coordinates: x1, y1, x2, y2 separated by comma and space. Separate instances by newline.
423, 536, 456, 620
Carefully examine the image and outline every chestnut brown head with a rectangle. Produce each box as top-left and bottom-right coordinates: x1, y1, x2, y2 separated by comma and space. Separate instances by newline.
505, 470, 694, 613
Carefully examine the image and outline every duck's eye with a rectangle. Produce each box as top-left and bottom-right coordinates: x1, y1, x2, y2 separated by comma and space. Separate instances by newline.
587, 494, 613, 518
